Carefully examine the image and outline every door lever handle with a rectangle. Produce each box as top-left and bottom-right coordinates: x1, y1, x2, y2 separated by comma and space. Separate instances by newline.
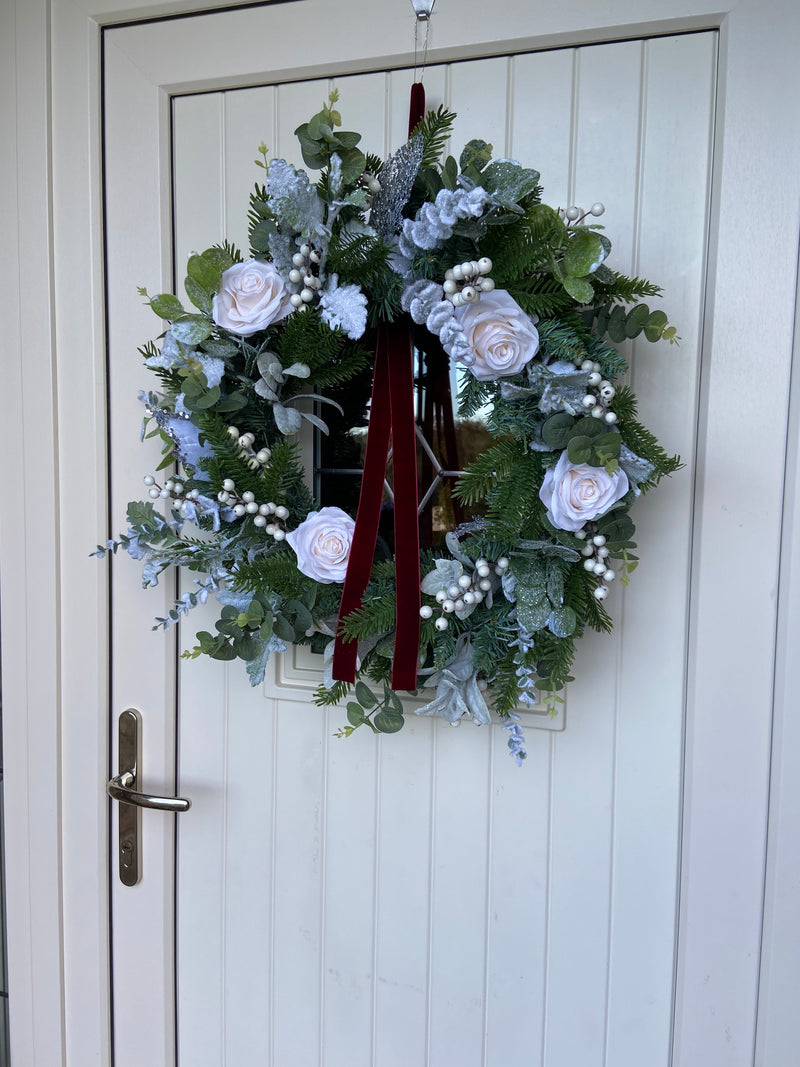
107, 708, 191, 886
107, 770, 191, 812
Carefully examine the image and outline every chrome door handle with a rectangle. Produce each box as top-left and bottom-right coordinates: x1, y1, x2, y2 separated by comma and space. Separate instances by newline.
107, 770, 191, 813
107, 708, 191, 886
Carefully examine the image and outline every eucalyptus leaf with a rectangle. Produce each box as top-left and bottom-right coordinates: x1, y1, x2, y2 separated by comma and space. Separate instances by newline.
171, 315, 212, 345
347, 702, 367, 726
481, 159, 540, 204
373, 710, 404, 734
355, 681, 377, 708
184, 276, 212, 315
547, 606, 577, 638
563, 230, 606, 277
149, 293, 184, 320
201, 246, 234, 272
562, 275, 594, 304
608, 305, 628, 343
541, 412, 576, 448
516, 593, 552, 633
299, 411, 331, 435
250, 219, 274, 253
625, 303, 651, 338
459, 139, 493, 172
273, 614, 295, 642
272, 404, 303, 435
187, 253, 222, 293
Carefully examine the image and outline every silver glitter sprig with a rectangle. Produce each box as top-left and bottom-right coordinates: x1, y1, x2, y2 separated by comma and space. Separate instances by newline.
370, 133, 424, 238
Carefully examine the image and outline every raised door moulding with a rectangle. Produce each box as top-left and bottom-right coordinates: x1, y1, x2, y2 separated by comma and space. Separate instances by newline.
265, 644, 566, 730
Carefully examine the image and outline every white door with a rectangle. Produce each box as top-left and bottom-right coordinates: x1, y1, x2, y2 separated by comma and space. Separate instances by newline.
104, 7, 710, 1065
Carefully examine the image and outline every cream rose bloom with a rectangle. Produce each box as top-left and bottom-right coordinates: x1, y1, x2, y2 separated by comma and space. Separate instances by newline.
457, 289, 539, 381
286, 507, 355, 584
212, 260, 292, 336
539, 450, 630, 531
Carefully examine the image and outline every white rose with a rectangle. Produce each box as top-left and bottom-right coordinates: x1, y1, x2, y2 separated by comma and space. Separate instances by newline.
457, 289, 539, 381
286, 507, 355, 584
539, 450, 630, 531
212, 259, 292, 336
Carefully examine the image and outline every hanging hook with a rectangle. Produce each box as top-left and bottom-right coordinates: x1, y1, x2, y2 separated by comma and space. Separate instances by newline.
411, 0, 436, 19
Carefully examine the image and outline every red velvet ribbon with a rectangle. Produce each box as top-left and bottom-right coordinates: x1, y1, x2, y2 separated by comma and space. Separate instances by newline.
331, 84, 426, 692
332, 322, 421, 690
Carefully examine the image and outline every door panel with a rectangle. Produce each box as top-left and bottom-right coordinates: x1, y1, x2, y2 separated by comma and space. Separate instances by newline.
105, 7, 715, 1062
158, 34, 716, 1067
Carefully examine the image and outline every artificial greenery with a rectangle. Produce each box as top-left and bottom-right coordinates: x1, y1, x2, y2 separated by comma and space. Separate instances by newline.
96, 92, 679, 764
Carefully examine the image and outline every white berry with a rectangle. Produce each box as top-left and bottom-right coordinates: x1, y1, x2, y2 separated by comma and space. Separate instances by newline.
435, 590, 447, 604
253, 515, 267, 527
447, 584, 460, 599
565, 205, 580, 220
591, 405, 604, 419
275, 505, 289, 520
604, 412, 618, 425
458, 575, 472, 589
143, 475, 155, 486
222, 478, 235, 491
593, 585, 609, 600
478, 578, 492, 592
582, 394, 596, 409
435, 617, 449, 632
590, 202, 605, 216
148, 487, 160, 499
443, 599, 456, 613
588, 371, 602, 387
477, 257, 492, 274
497, 557, 509, 569
584, 558, 596, 572
603, 569, 616, 582
272, 528, 286, 541
420, 605, 433, 619
593, 535, 606, 546
242, 491, 255, 503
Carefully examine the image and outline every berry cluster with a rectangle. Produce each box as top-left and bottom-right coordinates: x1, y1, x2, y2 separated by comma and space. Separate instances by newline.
226, 426, 272, 469
576, 359, 618, 426
419, 556, 509, 631
143, 473, 198, 515
215, 479, 290, 539
561, 202, 605, 224
442, 257, 495, 306
287, 243, 323, 310
576, 529, 616, 601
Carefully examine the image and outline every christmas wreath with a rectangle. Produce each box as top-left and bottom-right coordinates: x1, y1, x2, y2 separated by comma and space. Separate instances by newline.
96, 90, 679, 764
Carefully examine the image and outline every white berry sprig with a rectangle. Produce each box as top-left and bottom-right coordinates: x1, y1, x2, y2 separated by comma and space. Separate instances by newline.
287, 242, 323, 311
419, 556, 510, 631
576, 528, 616, 601
576, 359, 618, 427
442, 257, 495, 307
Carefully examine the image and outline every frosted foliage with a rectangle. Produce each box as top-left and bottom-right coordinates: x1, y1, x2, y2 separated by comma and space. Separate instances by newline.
266, 159, 326, 240
319, 274, 368, 340
398, 185, 491, 259
371, 133, 424, 238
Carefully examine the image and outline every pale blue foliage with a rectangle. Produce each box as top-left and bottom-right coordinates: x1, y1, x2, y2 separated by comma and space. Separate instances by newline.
398, 185, 491, 258
246, 633, 287, 687
619, 443, 655, 492
266, 158, 327, 240
152, 575, 222, 632
319, 274, 368, 339
503, 711, 528, 766
416, 636, 491, 725
167, 416, 213, 477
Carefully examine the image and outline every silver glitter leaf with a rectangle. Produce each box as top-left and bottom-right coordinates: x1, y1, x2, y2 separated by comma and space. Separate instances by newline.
371, 133, 424, 238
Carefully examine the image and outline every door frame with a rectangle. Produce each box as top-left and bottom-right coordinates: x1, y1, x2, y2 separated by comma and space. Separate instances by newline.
2, 1, 800, 1064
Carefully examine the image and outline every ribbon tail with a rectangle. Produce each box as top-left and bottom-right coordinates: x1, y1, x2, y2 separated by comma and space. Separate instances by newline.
332, 347, 391, 684
386, 324, 421, 691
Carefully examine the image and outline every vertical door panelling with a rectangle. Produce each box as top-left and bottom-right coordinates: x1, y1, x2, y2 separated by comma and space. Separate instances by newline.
171, 33, 715, 1065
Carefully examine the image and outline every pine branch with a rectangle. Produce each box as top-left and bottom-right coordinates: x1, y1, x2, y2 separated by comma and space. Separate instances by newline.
454, 438, 528, 506
413, 106, 457, 169
593, 274, 662, 303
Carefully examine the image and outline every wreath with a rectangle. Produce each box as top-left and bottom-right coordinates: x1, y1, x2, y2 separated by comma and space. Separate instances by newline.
96, 90, 679, 764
